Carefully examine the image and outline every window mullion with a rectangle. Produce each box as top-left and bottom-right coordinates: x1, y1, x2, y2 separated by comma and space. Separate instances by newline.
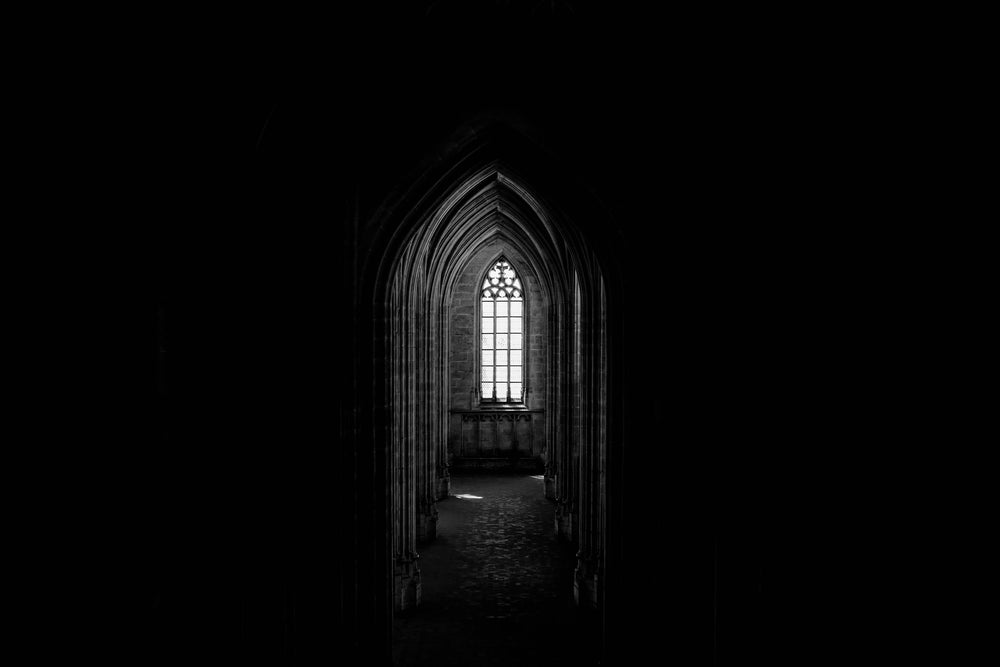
491, 311, 496, 399
506, 309, 511, 397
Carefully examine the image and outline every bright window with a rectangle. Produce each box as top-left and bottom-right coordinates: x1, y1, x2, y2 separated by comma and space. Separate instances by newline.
480, 258, 524, 403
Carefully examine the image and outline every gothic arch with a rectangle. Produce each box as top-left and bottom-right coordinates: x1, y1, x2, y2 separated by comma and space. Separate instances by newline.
475, 254, 529, 404
356, 117, 625, 658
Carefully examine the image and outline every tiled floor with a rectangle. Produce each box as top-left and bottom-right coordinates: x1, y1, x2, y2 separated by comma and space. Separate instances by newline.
392, 472, 596, 666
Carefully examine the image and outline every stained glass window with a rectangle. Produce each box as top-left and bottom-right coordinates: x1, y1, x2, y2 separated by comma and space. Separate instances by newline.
480, 258, 525, 403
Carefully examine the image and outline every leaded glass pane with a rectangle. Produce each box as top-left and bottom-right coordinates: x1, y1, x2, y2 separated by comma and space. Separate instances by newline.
479, 259, 528, 404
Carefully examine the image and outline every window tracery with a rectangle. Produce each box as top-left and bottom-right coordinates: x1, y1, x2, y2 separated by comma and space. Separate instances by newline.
480, 258, 524, 403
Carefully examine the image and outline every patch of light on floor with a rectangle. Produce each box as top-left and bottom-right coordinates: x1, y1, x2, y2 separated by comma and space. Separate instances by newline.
530, 475, 544, 480
454, 494, 483, 499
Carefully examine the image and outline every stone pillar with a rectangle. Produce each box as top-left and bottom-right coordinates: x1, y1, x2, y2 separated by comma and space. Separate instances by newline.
394, 552, 422, 611
544, 466, 557, 501
569, 279, 606, 615
436, 463, 451, 500
573, 550, 600, 609
389, 276, 424, 612
555, 500, 575, 541
416, 500, 438, 542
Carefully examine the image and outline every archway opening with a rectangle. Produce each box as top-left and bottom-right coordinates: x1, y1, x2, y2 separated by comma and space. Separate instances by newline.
367, 125, 622, 665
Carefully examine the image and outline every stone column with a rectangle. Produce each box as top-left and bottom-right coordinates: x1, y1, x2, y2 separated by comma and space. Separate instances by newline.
573, 549, 600, 610
394, 551, 422, 611
416, 301, 446, 544
545, 308, 559, 501
544, 471, 557, 501
435, 462, 451, 500
391, 277, 424, 612
416, 499, 438, 542
572, 276, 604, 612
556, 283, 580, 543
415, 415, 438, 542
435, 306, 451, 500
555, 499, 576, 541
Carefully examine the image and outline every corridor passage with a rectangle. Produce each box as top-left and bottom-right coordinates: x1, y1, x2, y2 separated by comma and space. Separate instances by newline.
392, 472, 597, 666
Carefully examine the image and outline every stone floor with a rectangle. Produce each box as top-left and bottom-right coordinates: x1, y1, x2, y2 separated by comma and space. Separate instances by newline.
392, 472, 598, 666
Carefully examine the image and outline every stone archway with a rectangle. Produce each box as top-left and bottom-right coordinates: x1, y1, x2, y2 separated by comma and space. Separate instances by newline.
357, 118, 625, 659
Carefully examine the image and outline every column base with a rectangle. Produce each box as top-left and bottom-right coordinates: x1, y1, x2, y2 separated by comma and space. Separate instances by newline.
394, 555, 422, 612
555, 503, 574, 542
417, 503, 438, 543
436, 468, 451, 500
543, 474, 556, 501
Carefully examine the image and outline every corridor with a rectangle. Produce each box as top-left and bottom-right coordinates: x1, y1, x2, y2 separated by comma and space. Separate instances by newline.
392, 472, 597, 666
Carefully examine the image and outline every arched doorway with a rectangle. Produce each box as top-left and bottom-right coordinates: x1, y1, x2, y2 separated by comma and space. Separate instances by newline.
361, 119, 624, 663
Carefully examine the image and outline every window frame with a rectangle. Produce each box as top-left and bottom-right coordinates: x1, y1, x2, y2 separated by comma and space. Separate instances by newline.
476, 256, 529, 407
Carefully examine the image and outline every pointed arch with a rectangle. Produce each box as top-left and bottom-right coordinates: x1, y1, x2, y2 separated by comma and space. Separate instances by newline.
478, 255, 527, 404
354, 114, 626, 663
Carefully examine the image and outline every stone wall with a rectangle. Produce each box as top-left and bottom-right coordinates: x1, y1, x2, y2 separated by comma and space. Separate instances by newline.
448, 240, 547, 464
